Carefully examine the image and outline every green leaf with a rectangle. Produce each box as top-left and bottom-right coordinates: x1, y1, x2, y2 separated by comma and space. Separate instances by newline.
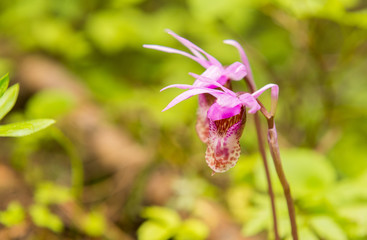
138, 221, 173, 240
327, 174, 367, 206
0, 119, 55, 137
81, 210, 107, 237
0, 73, 9, 97
339, 205, 367, 237
310, 216, 347, 240
34, 182, 72, 205
0, 201, 25, 227
284, 227, 319, 240
29, 204, 63, 233
176, 218, 209, 240
141, 206, 181, 229
241, 208, 269, 237
138, 206, 181, 240
0, 84, 19, 121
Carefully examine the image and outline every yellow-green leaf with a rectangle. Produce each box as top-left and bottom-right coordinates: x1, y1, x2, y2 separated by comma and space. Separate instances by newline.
0, 73, 9, 97
0, 84, 19, 120
0, 202, 25, 227
0, 119, 55, 137
29, 204, 63, 233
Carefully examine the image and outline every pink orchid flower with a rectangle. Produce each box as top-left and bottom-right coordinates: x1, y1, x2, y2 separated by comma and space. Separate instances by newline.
144, 30, 249, 142
161, 81, 279, 173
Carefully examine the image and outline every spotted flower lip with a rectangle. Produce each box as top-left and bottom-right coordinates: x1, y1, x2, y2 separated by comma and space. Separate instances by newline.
206, 108, 246, 173
143, 29, 247, 86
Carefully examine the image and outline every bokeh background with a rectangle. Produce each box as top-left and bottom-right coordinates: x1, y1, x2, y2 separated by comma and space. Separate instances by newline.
0, 0, 367, 239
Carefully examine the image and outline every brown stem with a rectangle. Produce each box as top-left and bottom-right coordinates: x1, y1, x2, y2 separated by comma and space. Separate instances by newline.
267, 119, 298, 240
254, 113, 279, 240
256, 99, 272, 119
244, 77, 280, 240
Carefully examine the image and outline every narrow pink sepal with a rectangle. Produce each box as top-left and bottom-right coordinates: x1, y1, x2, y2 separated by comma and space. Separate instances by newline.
223, 40, 254, 82
252, 83, 279, 115
252, 84, 278, 99
162, 88, 224, 112
160, 84, 193, 92
143, 44, 208, 68
271, 84, 279, 100
165, 30, 206, 61
166, 29, 222, 67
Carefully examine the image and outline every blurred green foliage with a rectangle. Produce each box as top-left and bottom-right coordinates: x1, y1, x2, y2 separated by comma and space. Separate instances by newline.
81, 210, 107, 237
0, 0, 367, 239
34, 182, 73, 205
29, 204, 64, 233
25, 90, 76, 119
228, 149, 367, 239
137, 206, 209, 240
0, 202, 25, 227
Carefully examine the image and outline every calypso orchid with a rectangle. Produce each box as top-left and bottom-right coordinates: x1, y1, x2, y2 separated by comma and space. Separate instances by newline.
144, 30, 299, 240
144, 30, 279, 173
143, 30, 247, 143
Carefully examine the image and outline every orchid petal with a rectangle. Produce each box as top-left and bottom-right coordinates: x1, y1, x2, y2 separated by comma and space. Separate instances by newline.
192, 65, 223, 85
190, 72, 221, 89
165, 30, 206, 61
252, 84, 279, 115
196, 110, 210, 143
198, 65, 228, 86
162, 88, 224, 112
189, 72, 236, 95
238, 93, 261, 114
224, 62, 247, 81
196, 94, 215, 143
143, 44, 209, 68
252, 83, 278, 99
223, 40, 254, 82
166, 29, 222, 67
160, 84, 193, 92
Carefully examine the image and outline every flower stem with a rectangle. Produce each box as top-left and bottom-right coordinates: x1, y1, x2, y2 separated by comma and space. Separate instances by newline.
255, 84, 298, 239
244, 77, 279, 240
266, 118, 298, 240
